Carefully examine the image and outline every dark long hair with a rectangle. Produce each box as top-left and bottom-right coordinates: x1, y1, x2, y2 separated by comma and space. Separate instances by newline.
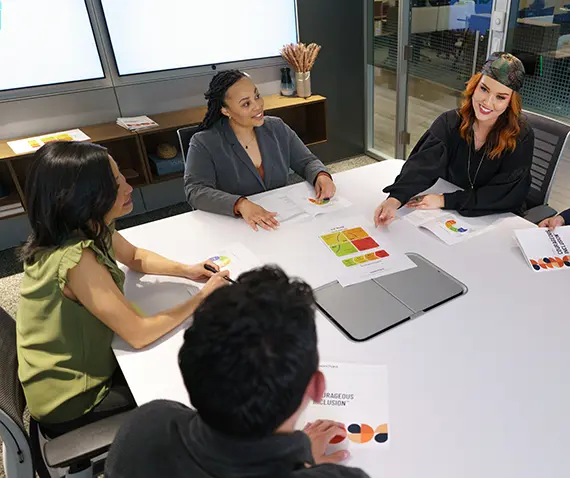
20, 141, 118, 264
197, 70, 247, 132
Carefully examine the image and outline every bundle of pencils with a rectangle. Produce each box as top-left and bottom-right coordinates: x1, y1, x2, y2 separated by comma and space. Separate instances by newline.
280, 42, 322, 73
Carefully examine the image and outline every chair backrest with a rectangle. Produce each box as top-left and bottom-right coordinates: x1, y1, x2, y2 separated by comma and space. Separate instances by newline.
0, 306, 35, 477
523, 110, 570, 209
0, 306, 26, 435
177, 125, 201, 163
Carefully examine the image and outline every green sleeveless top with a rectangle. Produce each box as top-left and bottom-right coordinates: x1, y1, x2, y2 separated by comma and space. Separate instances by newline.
16, 231, 125, 424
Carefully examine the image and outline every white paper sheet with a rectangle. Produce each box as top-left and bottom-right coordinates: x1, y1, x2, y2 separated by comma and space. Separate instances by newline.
404, 209, 496, 246
403, 209, 447, 227
514, 226, 570, 272
293, 194, 352, 217
318, 217, 416, 287
253, 187, 351, 223
192, 242, 262, 289
253, 193, 308, 222
7, 129, 91, 155
298, 362, 390, 463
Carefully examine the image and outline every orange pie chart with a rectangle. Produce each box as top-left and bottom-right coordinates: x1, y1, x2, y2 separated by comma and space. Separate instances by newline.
347, 423, 374, 443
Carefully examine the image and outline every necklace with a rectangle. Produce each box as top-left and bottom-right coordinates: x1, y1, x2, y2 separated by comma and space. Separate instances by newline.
239, 131, 257, 150
467, 144, 485, 190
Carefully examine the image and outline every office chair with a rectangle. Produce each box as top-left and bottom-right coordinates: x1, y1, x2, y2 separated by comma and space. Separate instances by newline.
0, 306, 131, 478
177, 125, 200, 163
523, 110, 570, 224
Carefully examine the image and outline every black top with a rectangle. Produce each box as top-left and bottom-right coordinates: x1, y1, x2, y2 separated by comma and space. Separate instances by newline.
105, 400, 370, 478
384, 110, 534, 217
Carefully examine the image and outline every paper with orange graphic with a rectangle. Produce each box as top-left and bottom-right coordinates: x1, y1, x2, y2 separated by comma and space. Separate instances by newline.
298, 362, 390, 463
515, 226, 570, 272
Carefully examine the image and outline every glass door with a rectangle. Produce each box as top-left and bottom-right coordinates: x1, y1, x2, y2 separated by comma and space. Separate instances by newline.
366, 0, 508, 159
366, 0, 402, 159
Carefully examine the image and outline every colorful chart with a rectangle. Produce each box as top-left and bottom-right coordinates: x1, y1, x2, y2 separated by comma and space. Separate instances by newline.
347, 423, 375, 443
445, 219, 469, 234
342, 249, 389, 267
321, 227, 380, 258
530, 255, 570, 271
209, 255, 231, 267
309, 197, 330, 206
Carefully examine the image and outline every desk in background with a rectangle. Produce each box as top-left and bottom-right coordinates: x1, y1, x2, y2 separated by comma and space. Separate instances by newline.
113, 160, 570, 478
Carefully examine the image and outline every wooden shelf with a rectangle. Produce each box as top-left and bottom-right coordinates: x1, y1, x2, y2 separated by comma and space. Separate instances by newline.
0, 94, 327, 222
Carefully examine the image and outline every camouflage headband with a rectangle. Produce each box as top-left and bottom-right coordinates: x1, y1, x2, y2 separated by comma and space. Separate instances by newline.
480, 52, 525, 92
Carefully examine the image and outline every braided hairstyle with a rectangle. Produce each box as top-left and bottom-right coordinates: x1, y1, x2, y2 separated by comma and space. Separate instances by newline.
198, 70, 247, 132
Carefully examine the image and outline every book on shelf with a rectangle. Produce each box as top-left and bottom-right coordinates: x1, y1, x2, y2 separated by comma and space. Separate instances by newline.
116, 116, 159, 132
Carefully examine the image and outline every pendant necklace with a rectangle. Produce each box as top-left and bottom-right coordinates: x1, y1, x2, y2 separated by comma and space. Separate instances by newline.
468, 132, 485, 190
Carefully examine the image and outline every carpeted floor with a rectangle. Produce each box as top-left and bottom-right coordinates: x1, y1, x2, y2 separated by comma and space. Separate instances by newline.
0, 154, 378, 477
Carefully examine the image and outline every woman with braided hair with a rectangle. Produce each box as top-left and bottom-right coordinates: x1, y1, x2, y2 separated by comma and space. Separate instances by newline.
184, 70, 335, 231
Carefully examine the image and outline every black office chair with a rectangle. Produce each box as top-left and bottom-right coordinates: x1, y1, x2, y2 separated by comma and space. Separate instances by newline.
0, 306, 131, 477
177, 125, 200, 163
523, 110, 570, 224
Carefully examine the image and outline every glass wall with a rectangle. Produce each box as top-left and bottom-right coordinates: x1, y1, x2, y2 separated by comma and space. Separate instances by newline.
368, 0, 497, 159
504, 0, 570, 211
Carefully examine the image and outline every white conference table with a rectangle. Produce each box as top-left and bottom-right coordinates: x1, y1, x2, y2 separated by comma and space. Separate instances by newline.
113, 160, 570, 478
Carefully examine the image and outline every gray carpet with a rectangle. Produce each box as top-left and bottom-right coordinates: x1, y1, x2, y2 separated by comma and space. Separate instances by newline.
0, 154, 378, 477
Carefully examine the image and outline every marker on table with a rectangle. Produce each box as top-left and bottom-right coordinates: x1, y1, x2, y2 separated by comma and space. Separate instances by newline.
204, 263, 237, 284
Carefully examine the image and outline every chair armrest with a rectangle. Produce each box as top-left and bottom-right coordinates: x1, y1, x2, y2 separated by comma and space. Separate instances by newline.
43, 411, 131, 469
524, 205, 558, 225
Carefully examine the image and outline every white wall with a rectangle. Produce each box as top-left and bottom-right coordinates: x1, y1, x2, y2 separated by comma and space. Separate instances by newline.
0, 65, 282, 140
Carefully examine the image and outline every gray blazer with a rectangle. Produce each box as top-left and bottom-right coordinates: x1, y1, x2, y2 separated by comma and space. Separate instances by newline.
183, 116, 329, 216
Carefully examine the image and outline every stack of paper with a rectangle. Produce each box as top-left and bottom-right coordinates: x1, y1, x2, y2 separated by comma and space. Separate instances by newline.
116, 116, 159, 132
514, 226, 570, 272
7, 129, 91, 155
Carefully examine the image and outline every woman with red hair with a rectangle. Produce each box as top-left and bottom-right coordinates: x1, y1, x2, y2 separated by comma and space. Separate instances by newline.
374, 52, 534, 226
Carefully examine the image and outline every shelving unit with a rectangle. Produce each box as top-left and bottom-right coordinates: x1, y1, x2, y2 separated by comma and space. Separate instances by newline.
0, 94, 328, 222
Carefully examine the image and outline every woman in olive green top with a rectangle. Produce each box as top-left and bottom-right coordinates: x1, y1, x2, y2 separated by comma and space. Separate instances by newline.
17, 141, 229, 436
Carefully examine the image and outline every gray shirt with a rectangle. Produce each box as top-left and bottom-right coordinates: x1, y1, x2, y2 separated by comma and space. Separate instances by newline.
184, 116, 329, 216
105, 400, 370, 478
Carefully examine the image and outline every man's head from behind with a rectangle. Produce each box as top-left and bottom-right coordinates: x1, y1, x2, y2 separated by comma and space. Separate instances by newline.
179, 265, 324, 439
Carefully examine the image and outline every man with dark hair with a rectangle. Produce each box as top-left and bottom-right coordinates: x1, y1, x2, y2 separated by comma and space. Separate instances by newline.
105, 266, 369, 478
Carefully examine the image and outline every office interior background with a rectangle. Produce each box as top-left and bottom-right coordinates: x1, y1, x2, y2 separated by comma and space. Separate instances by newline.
1, 0, 570, 247
369, 0, 570, 212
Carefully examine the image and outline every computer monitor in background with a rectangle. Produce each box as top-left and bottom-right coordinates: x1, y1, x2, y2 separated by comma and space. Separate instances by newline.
0, 0, 104, 92
100, 0, 298, 76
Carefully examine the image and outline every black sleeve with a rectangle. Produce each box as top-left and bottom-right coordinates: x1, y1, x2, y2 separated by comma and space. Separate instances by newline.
560, 208, 570, 225
443, 126, 534, 217
383, 112, 451, 205
298, 463, 371, 478
105, 400, 194, 478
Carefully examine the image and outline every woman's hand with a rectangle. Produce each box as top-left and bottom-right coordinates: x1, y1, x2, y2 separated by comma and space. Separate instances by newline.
314, 175, 336, 201
183, 260, 220, 282
539, 215, 565, 231
374, 197, 402, 227
405, 194, 444, 210
236, 199, 280, 231
199, 271, 231, 298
